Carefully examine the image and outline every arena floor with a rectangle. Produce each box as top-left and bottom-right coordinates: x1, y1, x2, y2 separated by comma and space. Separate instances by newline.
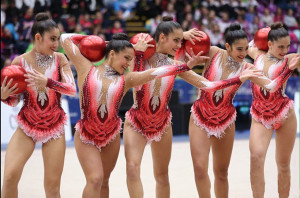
1, 134, 299, 198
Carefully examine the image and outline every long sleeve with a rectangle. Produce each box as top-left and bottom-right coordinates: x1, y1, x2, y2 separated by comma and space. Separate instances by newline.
178, 70, 242, 91
251, 65, 293, 93
264, 66, 293, 92
125, 63, 191, 89
150, 63, 191, 78
200, 76, 242, 91
46, 78, 76, 96
134, 51, 145, 72
45, 53, 77, 96
1, 94, 21, 107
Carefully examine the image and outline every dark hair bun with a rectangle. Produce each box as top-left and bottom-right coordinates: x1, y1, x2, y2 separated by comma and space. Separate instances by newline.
228, 23, 242, 31
270, 22, 283, 30
35, 12, 50, 22
112, 33, 129, 41
162, 16, 174, 22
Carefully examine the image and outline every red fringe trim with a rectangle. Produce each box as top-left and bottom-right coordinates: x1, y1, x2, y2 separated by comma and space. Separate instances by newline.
250, 100, 294, 130
191, 106, 236, 138
75, 119, 122, 151
16, 114, 67, 143
125, 111, 172, 143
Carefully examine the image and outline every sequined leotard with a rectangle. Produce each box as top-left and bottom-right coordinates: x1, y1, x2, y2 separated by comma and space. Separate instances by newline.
126, 52, 177, 142
75, 65, 125, 150
250, 54, 294, 129
2, 53, 76, 143
191, 51, 245, 138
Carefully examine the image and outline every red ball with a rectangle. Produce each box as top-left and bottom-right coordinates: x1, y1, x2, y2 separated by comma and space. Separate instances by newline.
130, 33, 156, 60
185, 31, 211, 56
79, 35, 106, 62
254, 27, 271, 51
1, 65, 27, 95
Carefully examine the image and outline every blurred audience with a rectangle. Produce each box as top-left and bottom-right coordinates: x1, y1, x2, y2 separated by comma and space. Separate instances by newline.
0, 0, 299, 75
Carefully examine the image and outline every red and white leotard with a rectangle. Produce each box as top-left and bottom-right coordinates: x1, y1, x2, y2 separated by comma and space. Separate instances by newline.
126, 52, 178, 142
250, 54, 293, 129
75, 65, 125, 150
2, 53, 76, 143
191, 51, 244, 138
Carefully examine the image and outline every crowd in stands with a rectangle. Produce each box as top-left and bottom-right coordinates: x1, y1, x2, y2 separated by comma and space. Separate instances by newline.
1, 0, 299, 72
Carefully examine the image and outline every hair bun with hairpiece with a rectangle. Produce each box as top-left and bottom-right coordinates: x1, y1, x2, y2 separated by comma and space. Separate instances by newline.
270, 22, 283, 30
162, 16, 173, 22
112, 33, 129, 41
35, 12, 50, 22
228, 23, 241, 31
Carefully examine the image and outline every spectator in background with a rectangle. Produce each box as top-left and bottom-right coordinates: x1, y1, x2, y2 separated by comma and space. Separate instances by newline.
274, 7, 284, 22
261, 8, 274, 26
114, 10, 127, 28
105, 20, 124, 40
218, 11, 232, 33
202, 9, 219, 30
162, 3, 177, 21
111, 20, 124, 35
93, 11, 104, 26
79, 13, 93, 35
181, 19, 192, 31
1, 25, 17, 56
74, 23, 87, 35
145, 14, 162, 35
66, 15, 76, 33
207, 23, 224, 48
17, 7, 35, 54
245, 5, 256, 24
236, 14, 249, 33
184, 13, 200, 29
249, 15, 264, 37
284, 8, 298, 29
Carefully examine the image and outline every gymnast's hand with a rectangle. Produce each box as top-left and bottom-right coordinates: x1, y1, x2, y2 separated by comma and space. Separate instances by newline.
239, 65, 263, 83
132, 33, 155, 52
1, 76, 19, 100
24, 69, 48, 88
289, 54, 299, 70
183, 28, 204, 45
185, 49, 210, 69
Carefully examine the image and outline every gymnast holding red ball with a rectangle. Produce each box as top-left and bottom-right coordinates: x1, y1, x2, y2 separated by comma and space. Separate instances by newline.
1, 12, 76, 197
248, 22, 299, 198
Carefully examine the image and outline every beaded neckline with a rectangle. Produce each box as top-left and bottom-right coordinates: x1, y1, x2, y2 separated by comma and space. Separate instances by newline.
35, 52, 54, 68
226, 56, 241, 70
104, 65, 119, 77
267, 53, 282, 62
